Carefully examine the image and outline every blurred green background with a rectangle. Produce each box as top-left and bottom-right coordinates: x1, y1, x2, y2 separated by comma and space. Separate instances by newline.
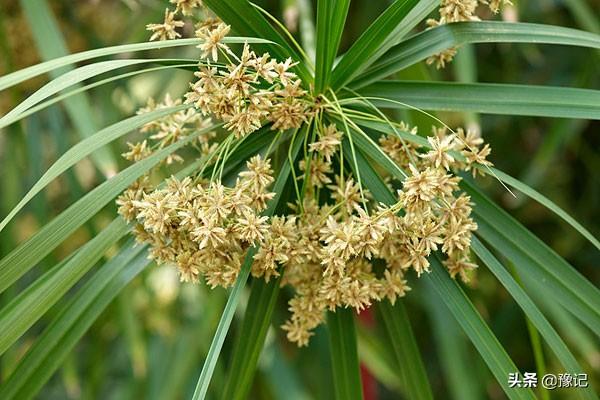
0, 0, 598, 399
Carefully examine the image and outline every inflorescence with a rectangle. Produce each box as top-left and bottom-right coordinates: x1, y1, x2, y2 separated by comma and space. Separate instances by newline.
118, 0, 495, 346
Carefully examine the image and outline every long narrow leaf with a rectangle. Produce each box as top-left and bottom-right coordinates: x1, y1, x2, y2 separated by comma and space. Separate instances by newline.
376, 301, 433, 400
0, 37, 270, 92
0, 124, 217, 293
0, 218, 127, 356
0, 58, 191, 128
472, 237, 597, 399
353, 21, 600, 88
327, 308, 363, 400
423, 286, 484, 400
463, 181, 600, 336
0, 105, 189, 233
331, 0, 419, 89
220, 132, 305, 399
425, 260, 536, 400
21, 0, 118, 176
0, 63, 196, 129
354, 81, 600, 119
489, 168, 600, 251
221, 277, 282, 400
314, 0, 350, 92
0, 240, 145, 398
3, 249, 151, 400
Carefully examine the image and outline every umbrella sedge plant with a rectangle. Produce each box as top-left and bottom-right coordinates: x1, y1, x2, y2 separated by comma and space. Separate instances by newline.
0, 0, 599, 399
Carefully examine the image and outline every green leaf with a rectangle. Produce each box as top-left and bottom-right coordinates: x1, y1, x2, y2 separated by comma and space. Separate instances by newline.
0, 58, 192, 128
424, 260, 536, 400
356, 325, 402, 392
220, 131, 306, 400
221, 277, 282, 400
423, 286, 484, 400
191, 132, 303, 400
376, 301, 433, 400
203, 0, 310, 82
379, 0, 439, 49
296, 0, 316, 60
472, 237, 597, 399
0, 240, 145, 398
0, 245, 151, 400
314, 0, 351, 92
20, 0, 118, 177
0, 37, 270, 92
150, 289, 226, 400
327, 308, 363, 400
0, 218, 127, 356
189, 248, 255, 400
331, 0, 419, 90
462, 181, 600, 336
523, 280, 600, 369
0, 124, 217, 294
261, 339, 312, 400
352, 21, 600, 88
488, 168, 600, 251
563, 0, 600, 34
354, 80, 600, 119
0, 63, 196, 129
0, 105, 189, 233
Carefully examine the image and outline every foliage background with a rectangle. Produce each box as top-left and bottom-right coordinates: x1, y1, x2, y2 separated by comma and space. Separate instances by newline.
0, 0, 598, 399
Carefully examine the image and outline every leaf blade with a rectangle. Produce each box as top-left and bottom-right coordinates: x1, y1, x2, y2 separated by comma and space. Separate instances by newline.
0, 37, 271, 92
472, 237, 597, 399
2, 248, 151, 400
20, 0, 118, 176
353, 21, 600, 88
0, 240, 145, 398
376, 301, 434, 400
0, 124, 218, 294
0, 218, 128, 356
0, 105, 189, 233
327, 308, 363, 400
331, 0, 420, 89
354, 81, 600, 119
314, 0, 351, 92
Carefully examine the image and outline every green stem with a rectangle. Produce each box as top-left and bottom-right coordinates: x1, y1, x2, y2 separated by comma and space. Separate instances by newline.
327, 309, 363, 400
509, 263, 550, 400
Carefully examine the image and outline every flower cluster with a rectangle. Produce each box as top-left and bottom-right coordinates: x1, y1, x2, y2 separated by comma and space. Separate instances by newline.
185, 38, 312, 138
132, 2, 496, 348
146, 3, 312, 139
118, 116, 492, 346
146, 1, 205, 41
122, 94, 216, 165
119, 155, 289, 288
427, 0, 512, 68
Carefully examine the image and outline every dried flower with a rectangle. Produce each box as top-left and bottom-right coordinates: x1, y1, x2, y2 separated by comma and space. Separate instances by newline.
170, 0, 203, 16
147, 9, 185, 41
196, 22, 231, 62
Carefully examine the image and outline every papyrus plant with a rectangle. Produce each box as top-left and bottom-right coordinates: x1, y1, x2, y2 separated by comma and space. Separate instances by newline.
0, 0, 598, 399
